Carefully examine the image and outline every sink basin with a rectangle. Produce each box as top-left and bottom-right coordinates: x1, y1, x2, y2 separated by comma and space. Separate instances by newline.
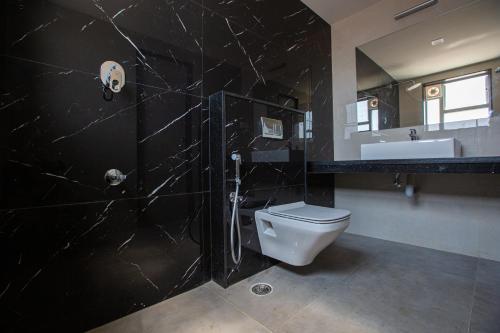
361, 138, 461, 160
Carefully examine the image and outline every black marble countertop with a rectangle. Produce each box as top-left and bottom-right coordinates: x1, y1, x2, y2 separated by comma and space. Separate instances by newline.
308, 157, 500, 174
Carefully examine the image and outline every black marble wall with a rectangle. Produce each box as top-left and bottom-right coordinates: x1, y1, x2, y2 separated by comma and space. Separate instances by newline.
209, 92, 306, 287
356, 48, 400, 130
1, 1, 207, 332
202, 0, 333, 161
0, 0, 332, 331
202, 2, 335, 282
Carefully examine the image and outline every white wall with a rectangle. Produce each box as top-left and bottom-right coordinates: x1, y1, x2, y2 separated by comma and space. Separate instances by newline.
336, 174, 500, 261
345, 115, 500, 160
331, 0, 500, 261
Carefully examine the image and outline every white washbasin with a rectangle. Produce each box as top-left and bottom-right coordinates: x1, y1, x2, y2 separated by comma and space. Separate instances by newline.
361, 138, 461, 160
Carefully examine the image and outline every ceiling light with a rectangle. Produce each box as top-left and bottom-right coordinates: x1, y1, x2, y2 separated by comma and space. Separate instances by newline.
394, 0, 438, 20
406, 82, 422, 92
431, 38, 445, 46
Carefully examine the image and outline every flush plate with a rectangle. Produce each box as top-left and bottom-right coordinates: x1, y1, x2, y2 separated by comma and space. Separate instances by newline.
261, 117, 283, 139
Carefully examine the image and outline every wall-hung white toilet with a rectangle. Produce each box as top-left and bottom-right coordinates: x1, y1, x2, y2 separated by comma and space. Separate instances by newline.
255, 201, 350, 266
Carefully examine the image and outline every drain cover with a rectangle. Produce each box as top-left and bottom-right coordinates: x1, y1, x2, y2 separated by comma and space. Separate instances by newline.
250, 283, 273, 296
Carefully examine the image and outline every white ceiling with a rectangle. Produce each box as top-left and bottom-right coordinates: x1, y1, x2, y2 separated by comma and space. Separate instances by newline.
359, 0, 500, 81
301, 0, 382, 24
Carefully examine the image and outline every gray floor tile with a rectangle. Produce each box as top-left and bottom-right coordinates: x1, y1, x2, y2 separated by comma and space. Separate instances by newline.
470, 293, 500, 333
476, 258, 500, 290
337, 233, 478, 280
206, 267, 328, 331
335, 232, 391, 257
280, 260, 474, 333
370, 239, 478, 279
470, 259, 500, 333
89, 286, 270, 333
89, 234, 500, 333
206, 241, 365, 331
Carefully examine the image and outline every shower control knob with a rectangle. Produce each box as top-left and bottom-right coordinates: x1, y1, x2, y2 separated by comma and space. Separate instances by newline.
229, 192, 243, 203
104, 169, 126, 186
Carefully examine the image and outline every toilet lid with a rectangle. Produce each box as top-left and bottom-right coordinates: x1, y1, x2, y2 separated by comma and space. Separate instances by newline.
267, 201, 351, 223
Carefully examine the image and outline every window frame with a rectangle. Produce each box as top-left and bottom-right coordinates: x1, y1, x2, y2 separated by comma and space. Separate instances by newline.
356, 98, 379, 132
423, 70, 492, 125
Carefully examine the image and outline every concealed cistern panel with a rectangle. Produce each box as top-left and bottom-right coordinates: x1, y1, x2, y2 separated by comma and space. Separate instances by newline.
260, 117, 283, 139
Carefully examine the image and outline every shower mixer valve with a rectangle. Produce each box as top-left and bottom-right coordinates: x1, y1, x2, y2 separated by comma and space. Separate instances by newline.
100, 61, 125, 101
104, 169, 127, 186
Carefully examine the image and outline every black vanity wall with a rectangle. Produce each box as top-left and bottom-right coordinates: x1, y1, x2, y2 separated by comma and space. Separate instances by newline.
0, 0, 332, 331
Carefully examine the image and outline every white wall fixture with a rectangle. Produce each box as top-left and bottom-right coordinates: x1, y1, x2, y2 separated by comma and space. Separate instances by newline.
361, 138, 461, 160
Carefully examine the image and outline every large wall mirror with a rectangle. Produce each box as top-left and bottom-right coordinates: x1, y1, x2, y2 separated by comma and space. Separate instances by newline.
355, 0, 500, 133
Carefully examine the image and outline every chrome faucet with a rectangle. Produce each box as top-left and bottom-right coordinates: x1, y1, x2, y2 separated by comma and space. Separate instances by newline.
409, 129, 418, 141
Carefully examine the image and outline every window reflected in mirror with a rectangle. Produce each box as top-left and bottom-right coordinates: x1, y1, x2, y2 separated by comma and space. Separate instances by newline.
424, 71, 491, 128
354, 0, 500, 133
356, 100, 379, 132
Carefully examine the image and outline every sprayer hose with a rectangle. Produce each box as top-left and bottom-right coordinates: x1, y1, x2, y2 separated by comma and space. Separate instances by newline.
230, 183, 242, 265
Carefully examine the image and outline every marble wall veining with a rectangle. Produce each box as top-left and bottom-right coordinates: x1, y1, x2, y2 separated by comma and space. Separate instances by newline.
201, 0, 333, 287
209, 92, 306, 288
0, 0, 332, 331
1, 1, 207, 332
202, 0, 333, 160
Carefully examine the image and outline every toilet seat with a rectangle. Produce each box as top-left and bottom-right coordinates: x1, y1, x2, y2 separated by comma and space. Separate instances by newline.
255, 201, 351, 266
266, 201, 351, 224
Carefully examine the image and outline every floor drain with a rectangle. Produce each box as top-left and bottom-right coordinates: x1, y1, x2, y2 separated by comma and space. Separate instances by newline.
250, 283, 273, 296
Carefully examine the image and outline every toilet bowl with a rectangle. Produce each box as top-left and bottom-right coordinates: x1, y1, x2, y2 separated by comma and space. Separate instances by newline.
255, 201, 350, 266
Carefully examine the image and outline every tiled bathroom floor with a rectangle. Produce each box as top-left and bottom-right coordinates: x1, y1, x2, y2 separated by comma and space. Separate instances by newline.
90, 233, 500, 333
